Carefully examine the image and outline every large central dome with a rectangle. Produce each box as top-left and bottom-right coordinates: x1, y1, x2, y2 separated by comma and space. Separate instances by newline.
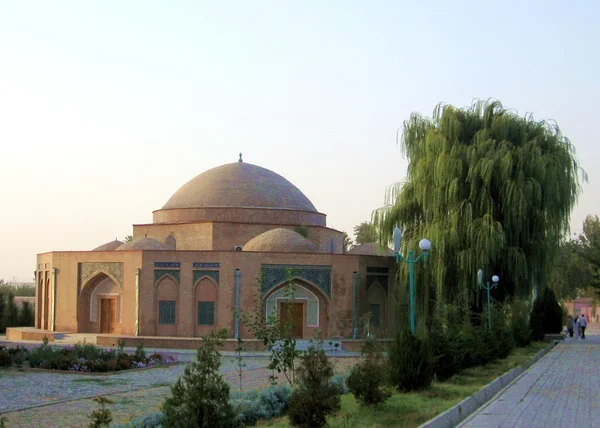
162, 162, 318, 212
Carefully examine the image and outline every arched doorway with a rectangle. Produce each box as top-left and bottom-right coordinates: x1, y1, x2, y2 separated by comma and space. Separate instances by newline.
78, 272, 121, 334
264, 280, 328, 339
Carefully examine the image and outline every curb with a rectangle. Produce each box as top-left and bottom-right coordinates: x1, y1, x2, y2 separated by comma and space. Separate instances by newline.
419, 341, 558, 428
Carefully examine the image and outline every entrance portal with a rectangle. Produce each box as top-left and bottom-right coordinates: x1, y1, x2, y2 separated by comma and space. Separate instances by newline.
100, 298, 117, 334
280, 302, 303, 338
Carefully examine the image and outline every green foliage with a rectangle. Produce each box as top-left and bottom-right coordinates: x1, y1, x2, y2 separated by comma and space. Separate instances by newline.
0, 281, 35, 296
389, 329, 436, 392
347, 337, 391, 406
374, 100, 585, 317
18, 301, 35, 326
113, 412, 165, 428
529, 287, 563, 339
135, 342, 146, 361
353, 221, 378, 245
88, 396, 113, 428
0, 349, 12, 367
508, 298, 532, 347
161, 329, 237, 428
1, 293, 19, 332
288, 341, 341, 428
124, 235, 134, 243
230, 385, 293, 426
342, 232, 353, 253
331, 374, 349, 395
240, 277, 300, 386
287, 339, 341, 428
0, 414, 7, 428
230, 337, 246, 392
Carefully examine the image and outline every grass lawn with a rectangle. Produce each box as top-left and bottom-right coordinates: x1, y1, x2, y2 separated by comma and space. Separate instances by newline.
261, 341, 549, 427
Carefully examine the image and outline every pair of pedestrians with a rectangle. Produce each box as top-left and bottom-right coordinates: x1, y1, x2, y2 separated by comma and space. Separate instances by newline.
567, 314, 587, 339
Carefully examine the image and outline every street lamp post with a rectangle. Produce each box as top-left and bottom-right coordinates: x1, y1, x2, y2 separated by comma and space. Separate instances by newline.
477, 269, 500, 330
393, 227, 431, 335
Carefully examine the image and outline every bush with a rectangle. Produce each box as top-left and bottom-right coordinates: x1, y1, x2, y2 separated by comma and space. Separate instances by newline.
388, 329, 436, 392
162, 329, 237, 428
529, 287, 563, 340
0, 349, 12, 367
18, 301, 35, 327
287, 340, 341, 428
347, 338, 390, 406
509, 298, 532, 347
113, 412, 165, 428
230, 385, 293, 426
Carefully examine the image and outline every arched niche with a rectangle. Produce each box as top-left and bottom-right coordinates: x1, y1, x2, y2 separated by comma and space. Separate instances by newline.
155, 275, 178, 336
194, 276, 218, 337
78, 271, 121, 334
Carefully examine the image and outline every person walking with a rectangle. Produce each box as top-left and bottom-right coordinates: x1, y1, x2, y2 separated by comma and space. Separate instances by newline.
580, 314, 587, 339
567, 315, 574, 338
574, 315, 581, 339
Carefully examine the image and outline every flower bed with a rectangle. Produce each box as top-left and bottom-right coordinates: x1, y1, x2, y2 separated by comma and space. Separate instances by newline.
0, 342, 177, 372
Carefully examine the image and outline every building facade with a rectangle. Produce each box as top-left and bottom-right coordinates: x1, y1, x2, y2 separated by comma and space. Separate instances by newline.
35, 158, 397, 340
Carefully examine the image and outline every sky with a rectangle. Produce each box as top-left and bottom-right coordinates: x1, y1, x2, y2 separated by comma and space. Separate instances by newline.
1, 1, 599, 283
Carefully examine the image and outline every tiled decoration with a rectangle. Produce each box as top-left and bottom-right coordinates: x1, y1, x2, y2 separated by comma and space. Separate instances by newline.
260, 264, 331, 299
193, 270, 219, 286
154, 270, 180, 284
265, 283, 319, 326
79, 262, 124, 290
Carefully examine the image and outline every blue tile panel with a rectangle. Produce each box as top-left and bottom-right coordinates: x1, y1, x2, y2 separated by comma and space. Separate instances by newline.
260, 264, 331, 299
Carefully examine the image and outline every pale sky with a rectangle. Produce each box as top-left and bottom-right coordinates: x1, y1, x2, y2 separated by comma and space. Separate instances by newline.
1, 1, 599, 283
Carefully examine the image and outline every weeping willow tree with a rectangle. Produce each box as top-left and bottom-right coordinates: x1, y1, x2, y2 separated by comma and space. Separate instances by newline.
374, 100, 585, 319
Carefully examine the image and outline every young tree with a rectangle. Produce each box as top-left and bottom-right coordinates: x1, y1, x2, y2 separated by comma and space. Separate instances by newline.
162, 329, 237, 428
374, 100, 585, 313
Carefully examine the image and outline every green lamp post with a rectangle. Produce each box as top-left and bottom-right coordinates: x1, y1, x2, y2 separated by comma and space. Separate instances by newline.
393, 227, 431, 335
477, 269, 500, 330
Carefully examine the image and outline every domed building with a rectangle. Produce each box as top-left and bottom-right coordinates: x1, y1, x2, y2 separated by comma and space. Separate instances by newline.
33, 156, 396, 348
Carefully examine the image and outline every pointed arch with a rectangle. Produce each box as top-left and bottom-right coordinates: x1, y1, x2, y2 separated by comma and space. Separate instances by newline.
194, 276, 219, 337
155, 275, 179, 336
78, 271, 121, 334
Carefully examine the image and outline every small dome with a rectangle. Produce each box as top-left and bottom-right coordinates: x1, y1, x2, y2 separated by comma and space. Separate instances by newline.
243, 228, 317, 253
347, 243, 394, 256
92, 240, 124, 251
116, 237, 171, 251
162, 162, 318, 212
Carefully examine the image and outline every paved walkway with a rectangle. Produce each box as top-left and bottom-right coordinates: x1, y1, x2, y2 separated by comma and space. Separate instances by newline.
0, 337, 358, 427
460, 321, 600, 427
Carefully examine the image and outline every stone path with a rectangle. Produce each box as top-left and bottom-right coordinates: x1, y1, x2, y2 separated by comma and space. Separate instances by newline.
460, 322, 600, 427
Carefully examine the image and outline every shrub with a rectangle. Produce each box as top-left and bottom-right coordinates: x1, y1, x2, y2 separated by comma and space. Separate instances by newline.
529, 287, 563, 340
119, 355, 133, 370
161, 329, 237, 428
347, 338, 390, 406
113, 412, 165, 428
0, 349, 12, 367
135, 342, 146, 361
18, 301, 35, 326
330, 375, 349, 395
510, 299, 532, 347
287, 340, 341, 428
388, 329, 436, 392
148, 353, 163, 365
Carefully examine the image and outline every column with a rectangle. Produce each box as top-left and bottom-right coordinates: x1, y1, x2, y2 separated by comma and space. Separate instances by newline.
135, 268, 141, 336
234, 269, 241, 339
352, 271, 358, 339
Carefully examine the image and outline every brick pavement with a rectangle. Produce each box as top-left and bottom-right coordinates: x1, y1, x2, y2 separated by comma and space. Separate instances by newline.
460, 322, 600, 428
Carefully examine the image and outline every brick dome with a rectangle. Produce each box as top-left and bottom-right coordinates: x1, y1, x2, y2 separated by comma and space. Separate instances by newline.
243, 228, 318, 253
92, 239, 124, 251
162, 162, 317, 212
116, 237, 171, 251
153, 161, 327, 226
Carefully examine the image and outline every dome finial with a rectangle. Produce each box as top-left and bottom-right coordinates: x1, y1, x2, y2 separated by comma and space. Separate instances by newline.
238, 152, 243, 162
